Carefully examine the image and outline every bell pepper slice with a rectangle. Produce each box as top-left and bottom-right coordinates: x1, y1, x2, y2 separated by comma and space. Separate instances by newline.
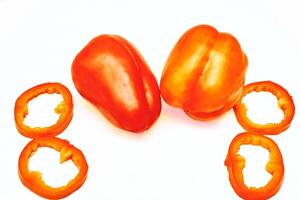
225, 132, 284, 200
14, 82, 73, 138
234, 81, 295, 135
18, 137, 88, 199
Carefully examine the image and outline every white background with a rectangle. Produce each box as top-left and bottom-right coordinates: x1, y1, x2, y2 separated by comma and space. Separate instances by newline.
0, 0, 299, 199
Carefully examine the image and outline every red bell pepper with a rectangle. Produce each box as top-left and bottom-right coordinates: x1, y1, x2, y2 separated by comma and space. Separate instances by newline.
14, 82, 73, 138
234, 81, 295, 135
72, 34, 161, 133
18, 137, 88, 199
160, 24, 248, 120
225, 132, 284, 200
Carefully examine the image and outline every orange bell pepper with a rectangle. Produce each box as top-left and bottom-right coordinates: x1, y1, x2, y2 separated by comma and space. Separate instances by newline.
18, 137, 88, 199
72, 34, 161, 133
234, 81, 295, 135
225, 132, 284, 200
160, 24, 248, 120
14, 82, 73, 138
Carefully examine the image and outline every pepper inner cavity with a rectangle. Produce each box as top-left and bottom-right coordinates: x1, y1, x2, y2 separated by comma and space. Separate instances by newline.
29, 147, 79, 188
24, 93, 63, 128
239, 145, 272, 188
242, 91, 284, 124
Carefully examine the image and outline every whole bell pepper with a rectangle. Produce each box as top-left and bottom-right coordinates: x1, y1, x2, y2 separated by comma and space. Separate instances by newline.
160, 25, 248, 120
72, 35, 161, 133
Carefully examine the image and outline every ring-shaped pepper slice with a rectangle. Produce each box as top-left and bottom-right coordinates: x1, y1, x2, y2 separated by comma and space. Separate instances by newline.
234, 81, 295, 135
225, 132, 284, 200
18, 137, 88, 199
14, 82, 73, 138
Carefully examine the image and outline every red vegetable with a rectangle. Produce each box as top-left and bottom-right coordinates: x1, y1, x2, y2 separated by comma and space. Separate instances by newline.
160, 25, 248, 120
225, 132, 284, 200
14, 82, 73, 138
234, 81, 295, 135
18, 137, 88, 199
72, 34, 161, 132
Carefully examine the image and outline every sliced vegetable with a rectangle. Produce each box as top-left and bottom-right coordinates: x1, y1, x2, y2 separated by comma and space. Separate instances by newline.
14, 82, 73, 138
18, 137, 88, 199
234, 81, 295, 135
225, 132, 284, 200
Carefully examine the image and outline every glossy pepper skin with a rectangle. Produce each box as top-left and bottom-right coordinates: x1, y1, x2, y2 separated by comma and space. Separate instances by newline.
18, 137, 88, 199
225, 132, 284, 200
14, 82, 73, 138
72, 34, 161, 133
160, 25, 248, 120
234, 81, 295, 135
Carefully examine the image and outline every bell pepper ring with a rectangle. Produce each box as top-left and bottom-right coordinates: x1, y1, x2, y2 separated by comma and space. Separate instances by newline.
224, 132, 284, 200
18, 137, 88, 199
14, 82, 73, 138
234, 81, 295, 135
160, 24, 248, 120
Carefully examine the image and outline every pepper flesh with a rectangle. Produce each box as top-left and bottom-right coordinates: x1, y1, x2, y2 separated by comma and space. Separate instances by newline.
160, 24, 248, 120
18, 137, 88, 199
234, 81, 295, 135
225, 132, 284, 200
14, 82, 73, 138
72, 34, 161, 132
